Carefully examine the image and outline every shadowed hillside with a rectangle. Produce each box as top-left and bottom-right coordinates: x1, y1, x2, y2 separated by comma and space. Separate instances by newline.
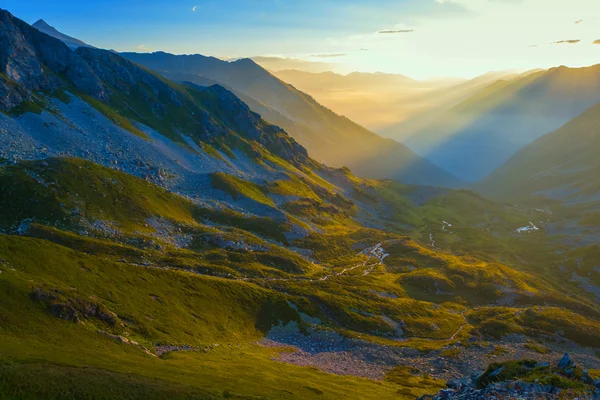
384, 66, 600, 180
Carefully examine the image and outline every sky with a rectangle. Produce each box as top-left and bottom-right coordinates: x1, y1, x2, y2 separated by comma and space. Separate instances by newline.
4, 0, 600, 79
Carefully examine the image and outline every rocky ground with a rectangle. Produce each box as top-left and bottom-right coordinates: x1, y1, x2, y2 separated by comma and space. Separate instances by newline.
420, 354, 600, 399
262, 322, 600, 384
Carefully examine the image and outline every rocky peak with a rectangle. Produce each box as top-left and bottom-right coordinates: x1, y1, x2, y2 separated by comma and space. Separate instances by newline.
32, 19, 51, 29
0, 8, 106, 108
32, 17, 90, 49
0, 9, 309, 166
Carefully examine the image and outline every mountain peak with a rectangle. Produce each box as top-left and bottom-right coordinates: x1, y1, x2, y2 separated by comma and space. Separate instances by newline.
31, 17, 90, 49
32, 19, 50, 28
232, 58, 261, 69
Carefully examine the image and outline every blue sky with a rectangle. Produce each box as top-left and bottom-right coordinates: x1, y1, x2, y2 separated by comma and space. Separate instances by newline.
4, 0, 600, 79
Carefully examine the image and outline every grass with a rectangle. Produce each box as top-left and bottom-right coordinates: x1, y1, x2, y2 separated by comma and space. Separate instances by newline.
440, 347, 461, 358
9, 99, 45, 116
210, 172, 275, 207
80, 94, 149, 139
524, 341, 551, 354
384, 366, 445, 398
476, 359, 592, 394
267, 175, 322, 201
0, 236, 430, 400
1, 156, 600, 398
0, 341, 408, 400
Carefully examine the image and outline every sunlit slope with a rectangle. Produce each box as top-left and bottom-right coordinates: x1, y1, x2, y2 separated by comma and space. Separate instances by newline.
2, 156, 600, 398
3, 158, 600, 345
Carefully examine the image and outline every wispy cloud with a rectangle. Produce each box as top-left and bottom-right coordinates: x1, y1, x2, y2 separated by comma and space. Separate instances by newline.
311, 53, 347, 58
552, 39, 580, 45
192, 5, 197, 12
378, 29, 414, 34
594, 39, 600, 45
575, 19, 583, 24
136, 44, 151, 51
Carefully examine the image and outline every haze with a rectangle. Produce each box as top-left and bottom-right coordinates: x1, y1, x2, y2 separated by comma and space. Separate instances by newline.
5, 0, 600, 80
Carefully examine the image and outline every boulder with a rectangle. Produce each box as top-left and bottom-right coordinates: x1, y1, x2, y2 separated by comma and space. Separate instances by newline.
557, 353, 574, 370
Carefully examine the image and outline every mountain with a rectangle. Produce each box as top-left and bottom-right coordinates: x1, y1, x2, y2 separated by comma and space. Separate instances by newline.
384, 66, 600, 181
3, 8, 600, 400
32, 19, 91, 49
120, 51, 462, 188
382, 70, 530, 140
30, 19, 461, 187
476, 100, 600, 204
270, 69, 445, 131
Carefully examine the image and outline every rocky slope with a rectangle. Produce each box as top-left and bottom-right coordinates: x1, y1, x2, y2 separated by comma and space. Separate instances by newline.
421, 354, 600, 399
2, 8, 600, 400
32, 19, 91, 49
0, 8, 311, 194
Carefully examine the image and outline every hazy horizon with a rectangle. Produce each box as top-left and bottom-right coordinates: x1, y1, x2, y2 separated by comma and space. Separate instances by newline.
5, 0, 600, 80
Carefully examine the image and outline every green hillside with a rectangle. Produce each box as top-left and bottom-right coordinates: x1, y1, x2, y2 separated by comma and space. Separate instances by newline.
2, 158, 600, 398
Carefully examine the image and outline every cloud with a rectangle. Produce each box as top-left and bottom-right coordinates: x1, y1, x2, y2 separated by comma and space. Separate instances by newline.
310, 53, 347, 58
528, 45, 538, 48
192, 5, 197, 12
378, 29, 415, 34
360, 48, 369, 51
136, 44, 151, 51
594, 40, 600, 45
575, 19, 583, 24
552, 39, 580, 44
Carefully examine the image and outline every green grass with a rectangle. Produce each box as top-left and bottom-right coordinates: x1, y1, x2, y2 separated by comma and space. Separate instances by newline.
1, 156, 600, 398
9, 99, 45, 116
477, 359, 592, 394
80, 94, 149, 139
267, 175, 322, 201
0, 236, 426, 400
384, 366, 445, 398
524, 341, 551, 354
210, 172, 275, 207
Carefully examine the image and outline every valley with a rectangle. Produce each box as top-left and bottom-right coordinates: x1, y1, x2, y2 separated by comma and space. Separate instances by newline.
1, 5, 600, 400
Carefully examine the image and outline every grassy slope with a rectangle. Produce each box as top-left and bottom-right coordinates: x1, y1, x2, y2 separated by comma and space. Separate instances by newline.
2, 158, 600, 399
0, 236, 428, 400
477, 100, 600, 204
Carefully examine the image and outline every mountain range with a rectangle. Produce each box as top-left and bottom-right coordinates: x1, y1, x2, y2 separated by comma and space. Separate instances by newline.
118, 51, 462, 188
2, 8, 600, 400
270, 69, 453, 131
383, 66, 600, 180
477, 99, 600, 205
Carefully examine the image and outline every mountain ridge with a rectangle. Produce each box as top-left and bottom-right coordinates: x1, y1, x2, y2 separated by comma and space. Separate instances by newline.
120, 51, 463, 188
476, 99, 600, 204
32, 18, 91, 49
383, 65, 600, 180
